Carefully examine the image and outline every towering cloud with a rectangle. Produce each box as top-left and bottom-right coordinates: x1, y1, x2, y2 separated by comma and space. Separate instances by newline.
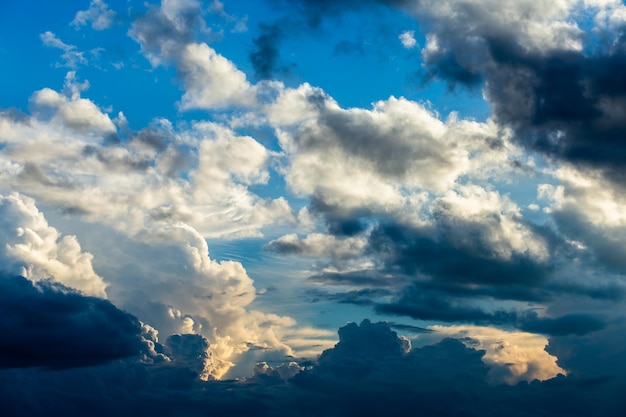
0, 193, 107, 298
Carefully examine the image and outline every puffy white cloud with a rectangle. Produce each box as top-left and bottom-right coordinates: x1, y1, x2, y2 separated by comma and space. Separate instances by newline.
178, 43, 256, 110
71, 0, 116, 31
271, 88, 518, 215
399, 30, 417, 48
0, 80, 292, 241
0, 193, 107, 298
30, 72, 116, 135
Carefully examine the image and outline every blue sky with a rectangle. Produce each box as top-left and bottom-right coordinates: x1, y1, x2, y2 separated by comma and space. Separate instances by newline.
1, 1, 626, 415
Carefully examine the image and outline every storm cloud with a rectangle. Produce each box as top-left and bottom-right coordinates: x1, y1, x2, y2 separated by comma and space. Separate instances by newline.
0, 274, 143, 369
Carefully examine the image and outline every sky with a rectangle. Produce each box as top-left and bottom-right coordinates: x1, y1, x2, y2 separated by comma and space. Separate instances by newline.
1, 0, 626, 415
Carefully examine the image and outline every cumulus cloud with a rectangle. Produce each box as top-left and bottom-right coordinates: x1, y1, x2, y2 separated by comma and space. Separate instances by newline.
30, 72, 116, 135
130, 0, 257, 110
0, 80, 292, 241
398, 0, 626, 183
271, 84, 516, 212
0, 193, 107, 298
0, 74, 300, 379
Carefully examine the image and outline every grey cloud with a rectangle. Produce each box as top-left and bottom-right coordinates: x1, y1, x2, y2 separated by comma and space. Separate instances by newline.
367, 221, 551, 288
277, 0, 626, 182
130, 3, 202, 58
519, 313, 606, 337
0, 274, 143, 369
250, 23, 285, 80
376, 284, 518, 324
307, 288, 393, 306
407, 3, 626, 182
376, 282, 606, 336
551, 207, 626, 274
308, 270, 408, 287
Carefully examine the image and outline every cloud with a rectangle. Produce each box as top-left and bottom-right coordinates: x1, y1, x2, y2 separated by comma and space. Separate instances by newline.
250, 23, 285, 80
539, 165, 626, 272
71, 0, 116, 30
399, 0, 626, 182
30, 72, 116, 135
0, 75, 304, 379
398, 30, 417, 48
0, 82, 292, 241
164, 334, 216, 380
271, 85, 516, 212
130, 0, 257, 110
177, 42, 257, 110
431, 324, 566, 384
278, 0, 626, 182
39, 31, 87, 69
1, 320, 624, 416
0, 274, 142, 369
0, 193, 108, 298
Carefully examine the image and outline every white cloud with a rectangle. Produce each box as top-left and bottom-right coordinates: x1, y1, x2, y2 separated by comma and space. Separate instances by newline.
0, 81, 292, 241
30, 72, 116, 134
271, 88, 517, 215
399, 30, 417, 48
130, 0, 257, 110
40, 31, 87, 69
0, 193, 107, 298
178, 43, 256, 110
71, 0, 116, 31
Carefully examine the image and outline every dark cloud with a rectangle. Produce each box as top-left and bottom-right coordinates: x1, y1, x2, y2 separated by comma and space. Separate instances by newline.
164, 334, 214, 379
1, 320, 624, 416
484, 45, 626, 182
307, 288, 392, 306
405, 5, 626, 182
250, 23, 284, 80
375, 284, 518, 324
277, 0, 626, 181
366, 281, 607, 336
0, 274, 143, 369
309, 198, 371, 237
130, 2, 202, 56
367, 221, 551, 287
519, 313, 605, 337
550, 207, 626, 274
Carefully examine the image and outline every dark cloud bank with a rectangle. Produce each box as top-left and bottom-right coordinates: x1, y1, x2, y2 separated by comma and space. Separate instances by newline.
1, 298, 625, 417
0, 274, 143, 369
